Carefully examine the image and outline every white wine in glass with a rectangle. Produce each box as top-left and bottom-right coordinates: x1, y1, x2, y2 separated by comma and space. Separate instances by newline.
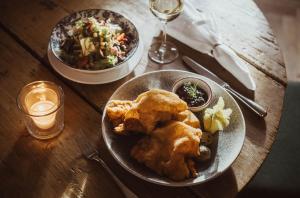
149, 0, 184, 64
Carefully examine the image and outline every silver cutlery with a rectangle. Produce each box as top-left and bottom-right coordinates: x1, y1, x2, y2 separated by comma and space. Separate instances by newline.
80, 143, 138, 198
182, 56, 267, 117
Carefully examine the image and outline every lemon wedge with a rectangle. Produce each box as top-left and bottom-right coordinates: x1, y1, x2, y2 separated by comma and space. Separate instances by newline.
203, 97, 232, 133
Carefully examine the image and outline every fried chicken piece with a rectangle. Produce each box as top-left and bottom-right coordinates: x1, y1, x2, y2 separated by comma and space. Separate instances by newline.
106, 100, 133, 134
131, 121, 202, 181
106, 100, 133, 125
124, 89, 188, 133
174, 110, 200, 128
106, 89, 191, 135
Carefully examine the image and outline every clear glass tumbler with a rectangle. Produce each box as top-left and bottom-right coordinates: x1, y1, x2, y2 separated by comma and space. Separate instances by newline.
17, 81, 64, 140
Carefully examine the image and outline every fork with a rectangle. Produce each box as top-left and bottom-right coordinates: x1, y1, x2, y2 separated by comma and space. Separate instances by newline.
79, 140, 138, 198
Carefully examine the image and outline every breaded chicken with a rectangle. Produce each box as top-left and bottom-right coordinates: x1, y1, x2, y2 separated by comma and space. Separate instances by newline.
131, 121, 202, 181
106, 89, 204, 181
124, 89, 188, 133
106, 100, 133, 125
106, 100, 133, 134
174, 110, 200, 128
106, 89, 188, 134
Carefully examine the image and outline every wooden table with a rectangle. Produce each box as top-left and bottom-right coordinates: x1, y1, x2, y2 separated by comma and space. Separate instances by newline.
0, 0, 286, 197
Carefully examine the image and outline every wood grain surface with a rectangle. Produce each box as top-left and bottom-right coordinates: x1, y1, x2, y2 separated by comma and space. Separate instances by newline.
0, 29, 196, 198
0, 0, 286, 197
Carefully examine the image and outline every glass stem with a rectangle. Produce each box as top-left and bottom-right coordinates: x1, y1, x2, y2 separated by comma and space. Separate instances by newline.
161, 21, 167, 45
158, 21, 167, 59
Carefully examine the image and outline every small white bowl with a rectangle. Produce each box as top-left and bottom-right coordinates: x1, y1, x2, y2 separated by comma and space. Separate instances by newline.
172, 77, 212, 112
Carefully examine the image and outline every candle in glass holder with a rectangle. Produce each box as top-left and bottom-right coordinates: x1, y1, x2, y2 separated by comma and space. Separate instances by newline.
29, 100, 57, 130
17, 81, 64, 140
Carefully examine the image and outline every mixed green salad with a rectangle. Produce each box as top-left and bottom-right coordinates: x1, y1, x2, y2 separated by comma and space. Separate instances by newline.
60, 17, 129, 70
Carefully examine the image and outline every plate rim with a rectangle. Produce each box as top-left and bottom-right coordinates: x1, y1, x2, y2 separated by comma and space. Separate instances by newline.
101, 69, 246, 186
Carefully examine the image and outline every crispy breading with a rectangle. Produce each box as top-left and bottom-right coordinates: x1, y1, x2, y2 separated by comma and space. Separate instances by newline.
107, 89, 189, 134
106, 89, 204, 181
106, 100, 133, 125
106, 100, 133, 135
124, 89, 188, 133
174, 110, 201, 128
131, 121, 202, 181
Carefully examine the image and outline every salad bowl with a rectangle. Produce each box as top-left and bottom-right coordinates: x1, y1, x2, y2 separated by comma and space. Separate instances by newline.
48, 9, 142, 84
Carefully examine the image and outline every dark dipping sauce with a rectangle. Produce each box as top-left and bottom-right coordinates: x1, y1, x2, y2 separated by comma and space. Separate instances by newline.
176, 82, 208, 107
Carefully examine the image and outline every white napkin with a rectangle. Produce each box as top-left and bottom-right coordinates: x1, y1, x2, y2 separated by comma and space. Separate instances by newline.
167, 0, 256, 90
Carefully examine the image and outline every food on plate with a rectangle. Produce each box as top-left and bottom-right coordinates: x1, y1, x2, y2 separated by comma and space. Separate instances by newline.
107, 89, 188, 134
106, 89, 204, 181
200, 131, 214, 145
106, 100, 133, 125
198, 145, 211, 161
60, 17, 130, 70
174, 110, 200, 128
175, 81, 208, 107
131, 121, 202, 181
125, 89, 188, 133
203, 97, 232, 133
106, 89, 233, 181
106, 100, 133, 134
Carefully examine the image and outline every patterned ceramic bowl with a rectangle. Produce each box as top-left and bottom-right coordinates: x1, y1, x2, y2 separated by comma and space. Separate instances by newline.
49, 9, 139, 72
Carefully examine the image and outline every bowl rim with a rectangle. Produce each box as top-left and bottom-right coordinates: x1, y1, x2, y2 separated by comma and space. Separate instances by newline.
49, 8, 139, 74
172, 76, 213, 112
47, 38, 144, 84
101, 70, 246, 187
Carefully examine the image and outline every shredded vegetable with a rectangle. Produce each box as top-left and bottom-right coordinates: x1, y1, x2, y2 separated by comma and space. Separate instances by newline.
60, 17, 129, 70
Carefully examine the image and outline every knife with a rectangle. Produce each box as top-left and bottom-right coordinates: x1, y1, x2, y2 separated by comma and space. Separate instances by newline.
182, 56, 267, 118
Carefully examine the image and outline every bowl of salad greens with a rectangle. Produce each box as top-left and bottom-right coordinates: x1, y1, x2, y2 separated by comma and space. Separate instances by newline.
50, 9, 139, 72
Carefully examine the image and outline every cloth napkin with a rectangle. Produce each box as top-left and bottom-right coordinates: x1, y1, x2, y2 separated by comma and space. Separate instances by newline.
167, 0, 256, 90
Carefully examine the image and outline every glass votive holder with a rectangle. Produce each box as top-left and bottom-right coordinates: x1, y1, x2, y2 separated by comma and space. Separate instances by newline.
17, 81, 64, 140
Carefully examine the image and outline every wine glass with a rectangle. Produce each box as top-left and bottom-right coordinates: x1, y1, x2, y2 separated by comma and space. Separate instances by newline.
149, 0, 184, 64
